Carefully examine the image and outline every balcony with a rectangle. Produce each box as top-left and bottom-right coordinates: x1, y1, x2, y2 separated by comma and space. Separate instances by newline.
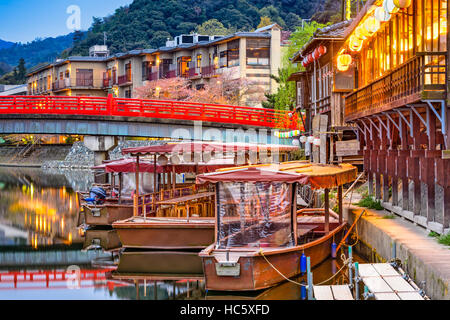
187, 67, 201, 79
118, 74, 132, 86
345, 53, 447, 121
103, 78, 118, 88
52, 79, 70, 91
201, 65, 217, 78
161, 70, 176, 79
146, 71, 159, 81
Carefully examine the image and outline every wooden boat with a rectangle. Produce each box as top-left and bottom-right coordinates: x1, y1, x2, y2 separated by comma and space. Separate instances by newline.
83, 228, 122, 251
196, 162, 357, 291
113, 250, 204, 278
112, 142, 298, 249
114, 217, 215, 250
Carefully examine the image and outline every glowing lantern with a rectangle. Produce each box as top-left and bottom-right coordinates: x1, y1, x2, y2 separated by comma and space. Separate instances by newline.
292, 139, 300, 146
364, 16, 380, 36
393, 0, 411, 8
299, 136, 307, 143
307, 54, 313, 63
383, 0, 399, 14
349, 35, 363, 52
337, 54, 352, 72
307, 136, 315, 143
374, 6, 391, 22
355, 25, 369, 40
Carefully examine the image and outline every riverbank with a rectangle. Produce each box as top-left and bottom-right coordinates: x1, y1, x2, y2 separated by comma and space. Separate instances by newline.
345, 204, 450, 300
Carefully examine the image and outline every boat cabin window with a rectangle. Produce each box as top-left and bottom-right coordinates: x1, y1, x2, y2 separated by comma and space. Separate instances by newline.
121, 172, 156, 198
217, 181, 294, 249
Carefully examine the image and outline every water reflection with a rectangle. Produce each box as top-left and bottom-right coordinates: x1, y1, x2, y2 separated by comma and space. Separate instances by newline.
0, 168, 367, 300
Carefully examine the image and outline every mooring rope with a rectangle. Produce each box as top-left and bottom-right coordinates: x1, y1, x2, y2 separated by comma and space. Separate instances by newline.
258, 250, 351, 288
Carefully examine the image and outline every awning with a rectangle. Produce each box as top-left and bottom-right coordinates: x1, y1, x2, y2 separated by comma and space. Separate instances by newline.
122, 142, 299, 156
196, 162, 358, 189
92, 158, 238, 174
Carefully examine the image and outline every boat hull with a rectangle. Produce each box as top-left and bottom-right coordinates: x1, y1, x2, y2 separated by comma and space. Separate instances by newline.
200, 223, 346, 291
114, 250, 204, 277
83, 204, 133, 226
113, 218, 215, 250
83, 228, 122, 251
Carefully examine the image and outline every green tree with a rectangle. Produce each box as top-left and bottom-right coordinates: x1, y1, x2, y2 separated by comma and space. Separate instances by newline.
195, 19, 233, 36
257, 16, 273, 29
16, 58, 26, 82
266, 21, 329, 111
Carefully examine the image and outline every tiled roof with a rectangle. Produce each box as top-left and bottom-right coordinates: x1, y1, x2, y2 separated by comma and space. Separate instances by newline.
291, 20, 353, 62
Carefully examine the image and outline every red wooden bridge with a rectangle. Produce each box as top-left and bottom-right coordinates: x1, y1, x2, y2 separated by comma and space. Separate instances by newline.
0, 95, 299, 130
0, 268, 117, 290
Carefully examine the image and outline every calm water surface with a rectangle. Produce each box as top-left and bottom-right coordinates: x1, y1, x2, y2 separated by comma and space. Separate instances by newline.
0, 168, 366, 300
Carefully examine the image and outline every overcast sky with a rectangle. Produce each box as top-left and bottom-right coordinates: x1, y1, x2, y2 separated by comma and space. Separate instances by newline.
0, 0, 133, 43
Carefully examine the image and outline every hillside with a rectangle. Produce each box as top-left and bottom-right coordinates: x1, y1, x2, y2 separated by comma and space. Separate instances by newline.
0, 39, 14, 50
67, 0, 339, 56
0, 33, 81, 70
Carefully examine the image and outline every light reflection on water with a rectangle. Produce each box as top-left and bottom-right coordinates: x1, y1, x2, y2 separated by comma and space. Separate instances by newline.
0, 168, 366, 300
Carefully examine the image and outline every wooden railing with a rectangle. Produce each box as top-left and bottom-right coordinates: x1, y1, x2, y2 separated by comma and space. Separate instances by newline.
201, 65, 217, 78
118, 74, 132, 85
0, 95, 299, 129
134, 185, 198, 216
345, 53, 447, 121
309, 96, 331, 116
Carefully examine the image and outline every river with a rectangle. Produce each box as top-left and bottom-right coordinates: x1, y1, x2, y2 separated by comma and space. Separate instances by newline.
0, 167, 367, 300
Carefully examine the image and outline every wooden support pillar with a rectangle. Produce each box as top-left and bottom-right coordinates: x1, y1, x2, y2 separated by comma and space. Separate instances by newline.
400, 120, 409, 211
412, 115, 422, 216
118, 172, 123, 205
338, 186, 343, 225
444, 186, 450, 229
153, 154, 157, 193
426, 112, 437, 223
172, 166, 176, 191
134, 156, 140, 217
324, 188, 330, 235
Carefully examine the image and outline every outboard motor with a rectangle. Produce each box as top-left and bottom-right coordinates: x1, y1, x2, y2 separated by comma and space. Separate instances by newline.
84, 186, 107, 205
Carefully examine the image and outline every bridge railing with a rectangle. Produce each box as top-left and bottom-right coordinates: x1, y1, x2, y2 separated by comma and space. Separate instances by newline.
0, 95, 299, 129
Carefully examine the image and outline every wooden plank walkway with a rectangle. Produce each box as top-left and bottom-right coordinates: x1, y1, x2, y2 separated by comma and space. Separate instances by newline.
359, 263, 424, 300
313, 285, 353, 300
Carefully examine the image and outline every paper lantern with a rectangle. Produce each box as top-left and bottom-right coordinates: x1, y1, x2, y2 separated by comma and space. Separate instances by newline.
349, 35, 363, 52
318, 45, 327, 56
183, 152, 192, 162
375, 6, 391, 22
202, 151, 212, 163
393, 0, 411, 8
364, 16, 380, 36
312, 48, 320, 60
300, 136, 307, 143
157, 155, 169, 166
355, 26, 367, 40
337, 54, 352, 72
292, 139, 300, 146
307, 54, 313, 63
307, 136, 315, 143
313, 138, 321, 146
383, 0, 399, 14
170, 154, 180, 165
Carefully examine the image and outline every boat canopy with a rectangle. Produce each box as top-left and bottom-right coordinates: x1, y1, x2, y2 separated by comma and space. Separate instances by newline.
122, 142, 299, 156
92, 158, 237, 174
196, 162, 357, 190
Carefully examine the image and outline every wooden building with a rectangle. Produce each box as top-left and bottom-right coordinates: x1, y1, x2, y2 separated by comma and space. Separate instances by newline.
289, 21, 362, 165
339, 0, 449, 234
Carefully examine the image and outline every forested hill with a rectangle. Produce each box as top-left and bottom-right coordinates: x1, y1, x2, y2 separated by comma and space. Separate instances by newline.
66, 0, 340, 56
0, 33, 78, 71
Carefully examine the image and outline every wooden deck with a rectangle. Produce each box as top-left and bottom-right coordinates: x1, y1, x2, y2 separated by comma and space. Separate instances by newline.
359, 263, 424, 300
313, 285, 353, 300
